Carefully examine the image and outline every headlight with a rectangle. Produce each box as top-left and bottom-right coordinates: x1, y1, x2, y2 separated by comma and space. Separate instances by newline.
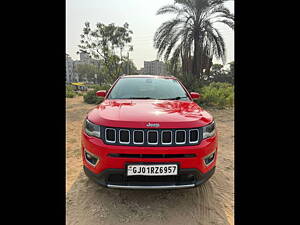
203, 121, 216, 139
84, 119, 101, 138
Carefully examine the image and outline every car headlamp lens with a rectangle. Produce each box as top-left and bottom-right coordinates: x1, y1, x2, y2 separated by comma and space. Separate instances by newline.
203, 121, 216, 139
84, 119, 101, 138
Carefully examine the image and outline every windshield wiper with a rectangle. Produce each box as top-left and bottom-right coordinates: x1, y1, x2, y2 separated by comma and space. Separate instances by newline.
127, 97, 155, 99
158, 96, 188, 100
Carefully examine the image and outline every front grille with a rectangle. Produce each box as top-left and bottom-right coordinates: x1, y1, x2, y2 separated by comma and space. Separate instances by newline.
101, 127, 203, 147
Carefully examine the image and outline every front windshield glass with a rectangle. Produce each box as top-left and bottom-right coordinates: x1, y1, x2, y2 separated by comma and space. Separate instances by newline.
107, 77, 190, 100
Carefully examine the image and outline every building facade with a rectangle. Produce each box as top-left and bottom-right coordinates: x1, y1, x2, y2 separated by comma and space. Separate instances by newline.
66, 53, 102, 83
78, 52, 98, 65
66, 54, 78, 83
143, 60, 167, 75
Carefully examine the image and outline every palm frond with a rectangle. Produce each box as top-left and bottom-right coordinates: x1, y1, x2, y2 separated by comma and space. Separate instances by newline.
157, 4, 181, 15
215, 19, 234, 29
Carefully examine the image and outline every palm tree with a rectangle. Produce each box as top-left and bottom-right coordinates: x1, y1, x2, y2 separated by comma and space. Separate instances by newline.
154, 0, 234, 78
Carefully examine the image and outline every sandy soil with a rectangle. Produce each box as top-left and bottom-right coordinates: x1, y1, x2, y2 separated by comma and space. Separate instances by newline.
66, 96, 234, 225
66, 96, 95, 192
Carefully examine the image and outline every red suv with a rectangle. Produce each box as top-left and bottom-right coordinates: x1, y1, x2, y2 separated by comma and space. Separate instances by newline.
81, 75, 217, 189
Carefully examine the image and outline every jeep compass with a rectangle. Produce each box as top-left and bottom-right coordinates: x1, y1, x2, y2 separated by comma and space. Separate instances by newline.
81, 75, 217, 189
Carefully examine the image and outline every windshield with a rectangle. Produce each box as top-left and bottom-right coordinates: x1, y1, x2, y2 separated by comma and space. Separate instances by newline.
107, 77, 190, 100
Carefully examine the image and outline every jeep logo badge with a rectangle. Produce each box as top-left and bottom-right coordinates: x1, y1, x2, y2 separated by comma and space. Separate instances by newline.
146, 123, 160, 128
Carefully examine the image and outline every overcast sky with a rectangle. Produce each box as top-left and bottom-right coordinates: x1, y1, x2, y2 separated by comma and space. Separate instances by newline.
66, 0, 234, 69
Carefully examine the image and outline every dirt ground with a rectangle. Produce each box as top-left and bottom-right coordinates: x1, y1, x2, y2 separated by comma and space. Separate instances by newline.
66, 96, 234, 225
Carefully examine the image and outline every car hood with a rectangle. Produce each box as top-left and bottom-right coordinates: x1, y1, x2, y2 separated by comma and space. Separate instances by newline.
87, 99, 213, 129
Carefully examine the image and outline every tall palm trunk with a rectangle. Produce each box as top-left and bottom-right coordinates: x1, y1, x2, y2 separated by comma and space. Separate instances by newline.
192, 32, 201, 77
180, 49, 185, 74
205, 57, 213, 76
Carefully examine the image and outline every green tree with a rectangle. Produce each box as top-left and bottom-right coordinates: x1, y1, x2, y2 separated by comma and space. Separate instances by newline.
74, 63, 98, 83
120, 58, 138, 75
203, 61, 234, 84
165, 59, 181, 77
227, 61, 234, 78
154, 0, 234, 79
78, 22, 133, 83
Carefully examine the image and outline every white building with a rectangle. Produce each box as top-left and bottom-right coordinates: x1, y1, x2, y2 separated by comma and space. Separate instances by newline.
66, 54, 78, 83
69, 52, 101, 83
78, 52, 98, 65
143, 60, 167, 75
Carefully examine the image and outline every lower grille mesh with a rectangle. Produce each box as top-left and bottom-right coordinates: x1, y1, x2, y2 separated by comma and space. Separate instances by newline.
108, 153, 196, 158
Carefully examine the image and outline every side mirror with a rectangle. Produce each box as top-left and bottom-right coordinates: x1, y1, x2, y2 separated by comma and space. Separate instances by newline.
190, 92, 200, 99
96, 90, 107, 97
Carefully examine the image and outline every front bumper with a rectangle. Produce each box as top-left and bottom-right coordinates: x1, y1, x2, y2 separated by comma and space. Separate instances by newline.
84, 165, 215, 189
81, 131, 217, 189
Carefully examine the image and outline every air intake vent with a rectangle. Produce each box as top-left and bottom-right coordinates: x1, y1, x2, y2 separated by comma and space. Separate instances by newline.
147, 131, 158, 144
108, 153, 196, 158
189, 129, 199, 143
162, 130, 172, 144
105, 128, 116, 143
133, 130, 144, 144
119, 129, 130, 144
175, 130, 186, 144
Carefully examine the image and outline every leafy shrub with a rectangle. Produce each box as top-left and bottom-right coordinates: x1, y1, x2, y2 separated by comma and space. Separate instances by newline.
83, 84, 111, 104
66, 85, 75, 92
66, 90, 76, 98
66, 85, 76, 98
83, 89, 103, 104
176, 73, 202, 91
195, 82, 234, 109
86, 84, 99, 89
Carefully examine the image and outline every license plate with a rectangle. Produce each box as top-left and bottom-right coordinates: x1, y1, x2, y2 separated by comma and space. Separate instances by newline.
127, 164, 178, 176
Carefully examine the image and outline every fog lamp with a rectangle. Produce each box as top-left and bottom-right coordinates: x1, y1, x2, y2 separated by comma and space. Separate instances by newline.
204, 151, 215, 166
84, 149, 99, 166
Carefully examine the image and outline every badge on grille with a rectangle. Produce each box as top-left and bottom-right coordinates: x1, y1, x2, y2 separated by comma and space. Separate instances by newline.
146, 122, 160, 128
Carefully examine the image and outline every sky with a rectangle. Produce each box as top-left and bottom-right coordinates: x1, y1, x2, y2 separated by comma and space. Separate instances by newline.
66, 0, 234, 69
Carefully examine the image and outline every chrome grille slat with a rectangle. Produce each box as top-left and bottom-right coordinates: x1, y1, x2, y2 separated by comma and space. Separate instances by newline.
175, 130, 186, 144
133, 130, 144, 144
147, 130, 158, 145
161, 130, 172, 145
105, 128, 116, 143
119, 129, 130, 144
189, 129, 199, 144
